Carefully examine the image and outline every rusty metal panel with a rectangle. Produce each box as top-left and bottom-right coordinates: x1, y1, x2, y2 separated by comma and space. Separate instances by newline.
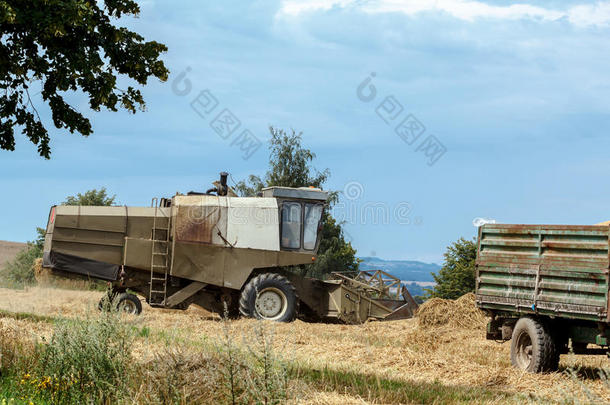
173, 196, 227, 245
475, 224, 610, 322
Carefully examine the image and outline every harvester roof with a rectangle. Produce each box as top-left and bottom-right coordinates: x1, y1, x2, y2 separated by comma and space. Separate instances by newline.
261, 186, 328, 201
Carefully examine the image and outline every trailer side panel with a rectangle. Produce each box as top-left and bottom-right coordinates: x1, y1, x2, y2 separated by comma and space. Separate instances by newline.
476, 224, 609, 323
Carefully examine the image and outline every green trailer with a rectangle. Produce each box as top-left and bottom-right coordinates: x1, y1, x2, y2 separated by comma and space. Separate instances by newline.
475, 223, 609, 372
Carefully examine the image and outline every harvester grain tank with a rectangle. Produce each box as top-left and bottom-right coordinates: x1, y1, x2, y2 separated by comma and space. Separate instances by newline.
42, 173, 418, 323
475, 223, 610, 372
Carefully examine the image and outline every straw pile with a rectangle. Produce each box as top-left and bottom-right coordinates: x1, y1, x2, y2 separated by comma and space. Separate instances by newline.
33, 257, 97, 290
33, 258, 52, 285
416, 293, 487, 329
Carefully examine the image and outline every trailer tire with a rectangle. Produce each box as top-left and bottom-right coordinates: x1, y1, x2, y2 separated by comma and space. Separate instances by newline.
239, 273, 298, 322
510, 317, 558, 373
114, 293, 142, 315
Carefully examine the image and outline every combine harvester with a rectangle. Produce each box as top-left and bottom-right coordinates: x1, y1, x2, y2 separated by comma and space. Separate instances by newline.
42, 172, 418, 323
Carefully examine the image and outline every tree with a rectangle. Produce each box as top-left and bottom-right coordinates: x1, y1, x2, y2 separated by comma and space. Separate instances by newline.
2, 240, 41, 286
63, 187, 116, 206
308, 214, 359, 278
0, 0, 168, 158
235, 127, 359, 278
234, 127, 329, 196
424, 237, 477, 299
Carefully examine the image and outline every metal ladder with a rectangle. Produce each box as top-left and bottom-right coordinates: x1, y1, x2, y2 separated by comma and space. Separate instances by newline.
149, 198, 171, 306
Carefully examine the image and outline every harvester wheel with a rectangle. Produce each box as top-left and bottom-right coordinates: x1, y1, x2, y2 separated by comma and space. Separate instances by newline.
510, 317, 558, 373
114, 293, 142, 315
239, 273, 297, 322
98, 291, 116, 312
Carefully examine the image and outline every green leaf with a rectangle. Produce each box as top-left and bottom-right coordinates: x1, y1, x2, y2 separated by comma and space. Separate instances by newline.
0, 0, 169, 158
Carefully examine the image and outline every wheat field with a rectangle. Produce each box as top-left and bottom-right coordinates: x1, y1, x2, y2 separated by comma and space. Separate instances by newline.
0, 286, 608, 404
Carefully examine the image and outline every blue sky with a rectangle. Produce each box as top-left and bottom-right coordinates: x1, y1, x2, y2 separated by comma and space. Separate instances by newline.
3, 0, 610, 263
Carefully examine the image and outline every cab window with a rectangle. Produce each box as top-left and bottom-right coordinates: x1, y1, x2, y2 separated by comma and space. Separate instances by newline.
281, 202, 301, 249
303, 203, 323, 250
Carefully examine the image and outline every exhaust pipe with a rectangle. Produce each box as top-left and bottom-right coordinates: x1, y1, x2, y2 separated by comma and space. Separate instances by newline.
189, 171, 230, 196
218, 172, 228, 196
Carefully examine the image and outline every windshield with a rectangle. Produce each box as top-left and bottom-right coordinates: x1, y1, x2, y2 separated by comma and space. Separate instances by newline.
281, 202, 302, 249
303, 203, 323, 250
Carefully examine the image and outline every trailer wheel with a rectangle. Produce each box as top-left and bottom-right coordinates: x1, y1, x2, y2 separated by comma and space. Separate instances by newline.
239, 273, 298, 322
114, 293, 142, 315
510, 317, 558, 373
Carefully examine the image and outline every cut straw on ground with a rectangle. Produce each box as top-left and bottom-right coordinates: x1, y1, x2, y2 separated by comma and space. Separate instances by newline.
0, 287, 608, 404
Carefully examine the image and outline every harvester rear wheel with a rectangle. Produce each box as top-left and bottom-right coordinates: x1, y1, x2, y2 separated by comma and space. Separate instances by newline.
115, 293, 142, 315
98, 292, 142, 315
239, 273, 297, 322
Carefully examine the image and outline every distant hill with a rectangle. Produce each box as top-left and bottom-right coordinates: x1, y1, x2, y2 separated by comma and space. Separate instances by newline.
358, 256, 440, 282
0, 240, 26, 268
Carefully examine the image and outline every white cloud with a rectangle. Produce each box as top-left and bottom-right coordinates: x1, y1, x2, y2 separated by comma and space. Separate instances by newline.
568, 2, 610, 26
279, 0, 354, 16
277, 0, 610, 27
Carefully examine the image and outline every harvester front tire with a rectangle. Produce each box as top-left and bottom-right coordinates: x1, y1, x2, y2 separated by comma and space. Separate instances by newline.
239, 273, 297, 322
510, 317, 558, 373
114, 293, 142, 315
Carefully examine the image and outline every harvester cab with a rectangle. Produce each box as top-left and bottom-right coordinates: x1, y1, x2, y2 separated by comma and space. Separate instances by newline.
42, 172, 418, 323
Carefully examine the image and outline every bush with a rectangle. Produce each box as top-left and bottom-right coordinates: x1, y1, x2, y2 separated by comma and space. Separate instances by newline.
36, 311, 134, 403
1, 244, 42, 288
1, 228, 44, 288
424, 237, 477, 300
1, 310, 135, 404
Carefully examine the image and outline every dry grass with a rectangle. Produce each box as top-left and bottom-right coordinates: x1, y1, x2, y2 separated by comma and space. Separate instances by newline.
0, 286, 103, 317
0, 287, 608, 404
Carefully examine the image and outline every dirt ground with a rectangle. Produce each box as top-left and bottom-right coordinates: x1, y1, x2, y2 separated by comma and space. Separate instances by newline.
0, 286, 608, 404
